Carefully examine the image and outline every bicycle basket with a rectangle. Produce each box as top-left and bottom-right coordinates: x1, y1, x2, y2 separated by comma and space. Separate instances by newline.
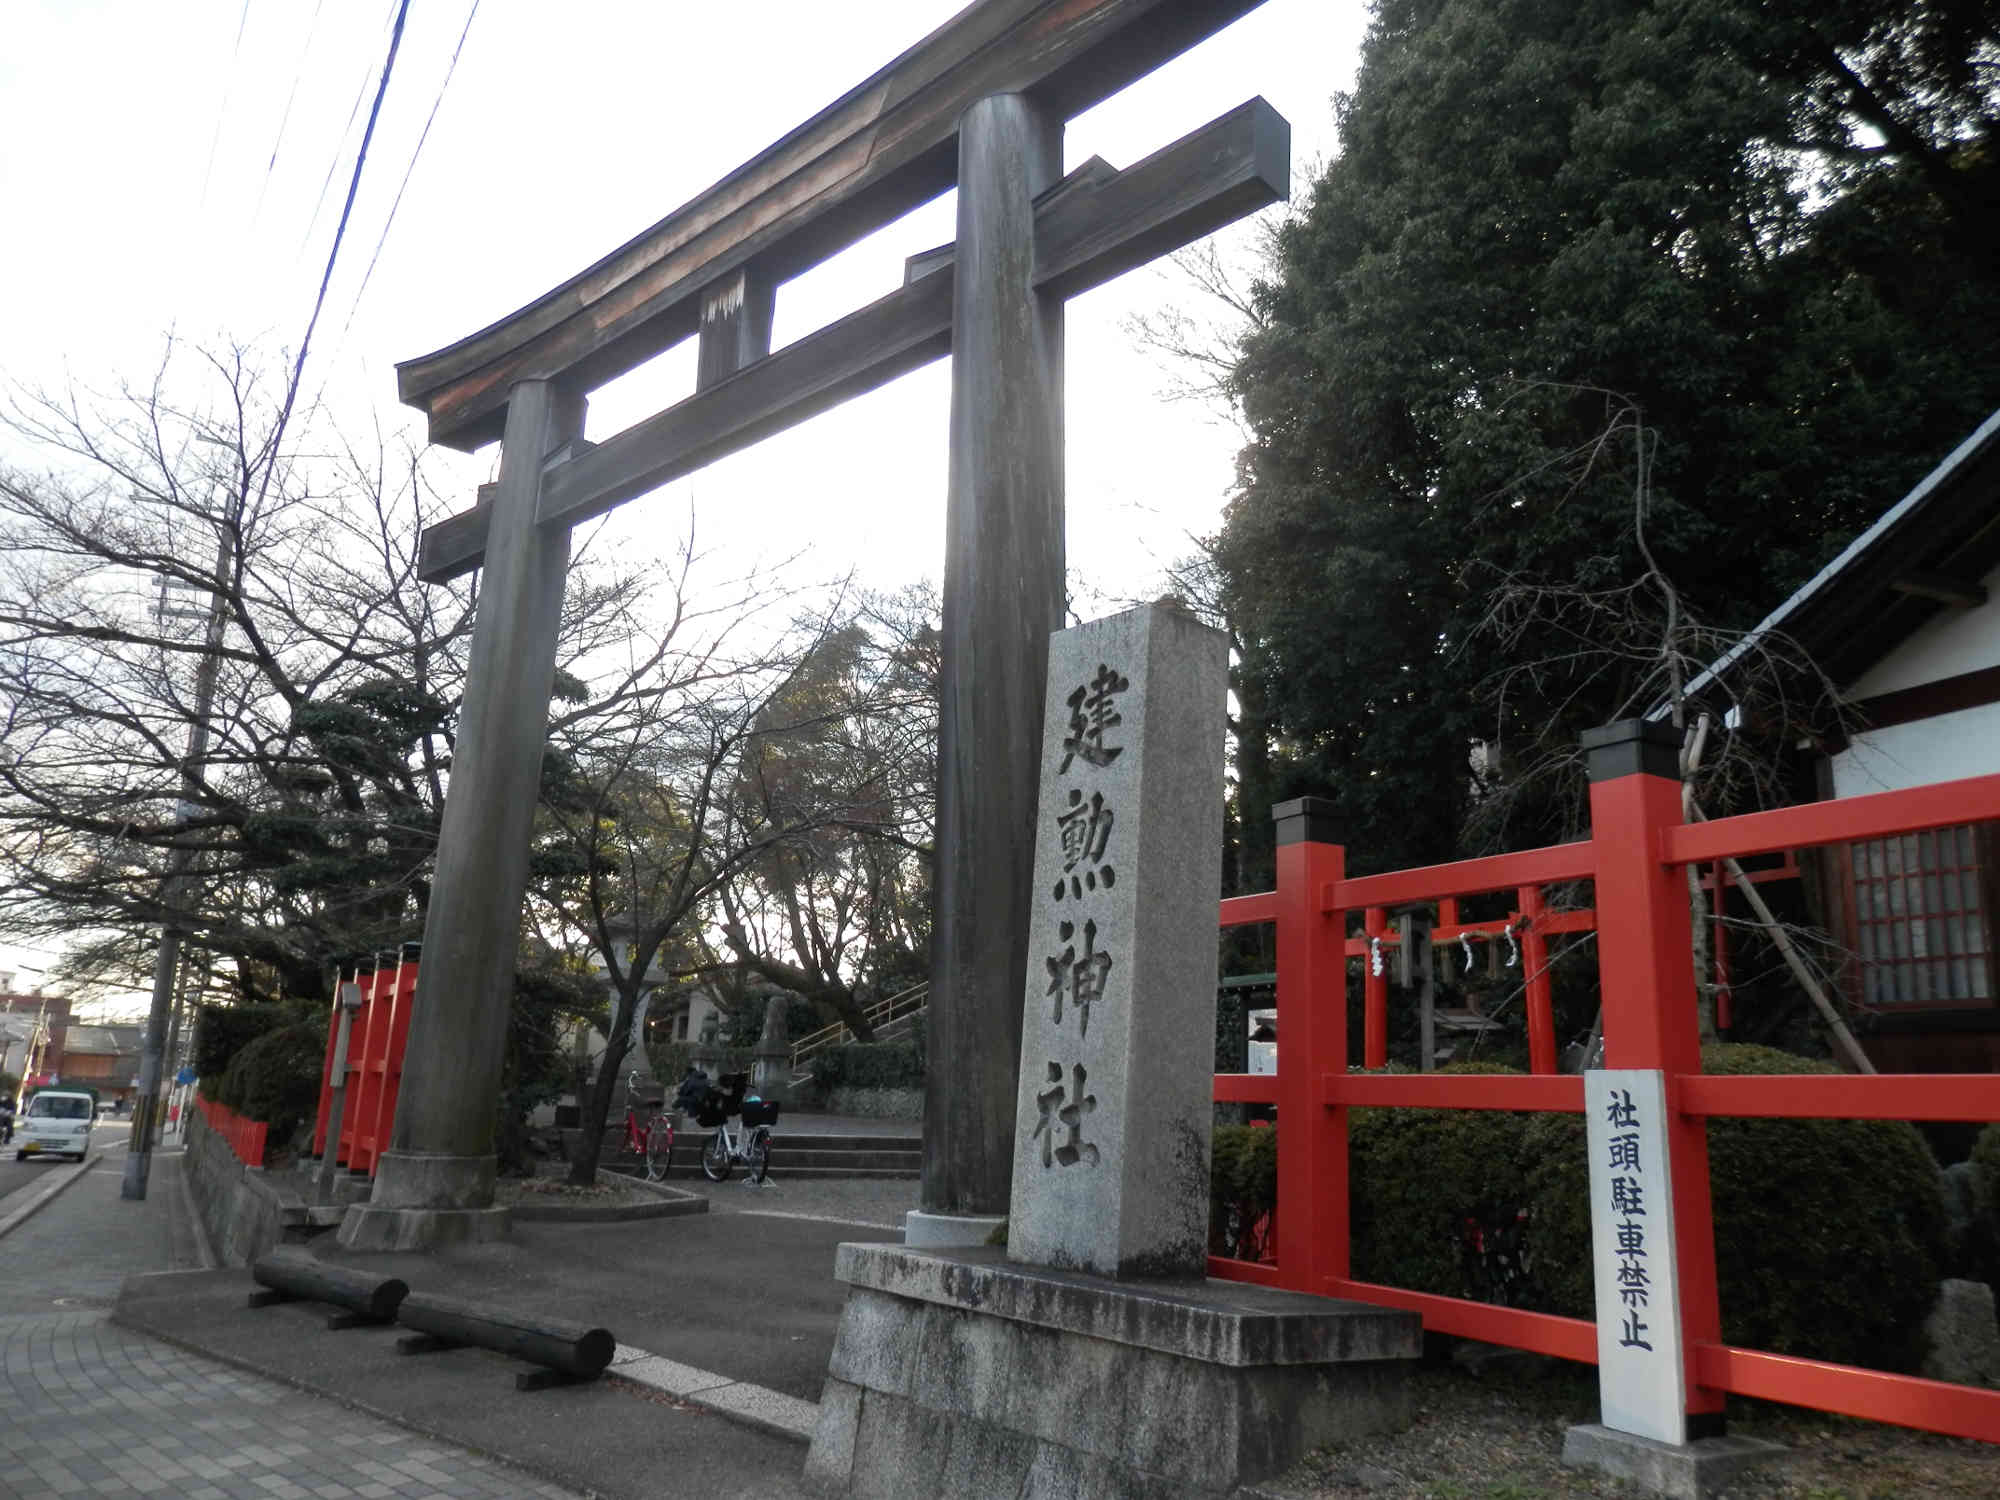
692, 1091, 730, 1128
741, 1099, 781, 1129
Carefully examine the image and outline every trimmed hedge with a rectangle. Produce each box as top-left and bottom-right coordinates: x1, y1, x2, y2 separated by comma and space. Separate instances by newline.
1968, 1121, 2000, 1289
649, 1041, 754, 1085
215, 1016, 327, 1149
813, 1040, 925, 1092
193, 1002, 290, 1098
1210, 1122, 1276, 1260
1350, 1063, 1539, 1305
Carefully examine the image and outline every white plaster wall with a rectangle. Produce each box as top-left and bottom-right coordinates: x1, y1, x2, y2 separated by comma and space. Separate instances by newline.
1831, 700, 2000, 798
1845, 558, 2000, 697
1828, 556, 2000, 797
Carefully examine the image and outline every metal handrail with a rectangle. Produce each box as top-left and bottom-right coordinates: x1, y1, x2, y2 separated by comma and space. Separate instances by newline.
789, 981, 929, 1072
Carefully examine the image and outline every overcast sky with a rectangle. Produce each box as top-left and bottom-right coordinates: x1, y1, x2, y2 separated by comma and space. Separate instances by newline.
0, 0, 1366, 1005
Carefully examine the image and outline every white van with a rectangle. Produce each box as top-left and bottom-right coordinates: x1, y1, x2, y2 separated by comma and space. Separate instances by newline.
16, 1090, 94, 1161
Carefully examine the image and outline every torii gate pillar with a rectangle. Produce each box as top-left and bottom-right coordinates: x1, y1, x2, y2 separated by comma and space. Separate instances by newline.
339, 382, 583, 1250
912, 94, 1066, 1244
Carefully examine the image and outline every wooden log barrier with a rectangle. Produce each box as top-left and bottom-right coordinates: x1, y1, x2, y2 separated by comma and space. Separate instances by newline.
249, 1247, 409, 1329
394, 1289, 616, 1390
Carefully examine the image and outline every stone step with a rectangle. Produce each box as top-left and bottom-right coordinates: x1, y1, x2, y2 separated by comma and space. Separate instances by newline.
770, 1134, 920, 1152
673, 1132, 920, 1153
589, 1127, 921, 1174
735, 1165, 917, 1180
671, 1147, 920, 1172
608, 1162, 917, 1182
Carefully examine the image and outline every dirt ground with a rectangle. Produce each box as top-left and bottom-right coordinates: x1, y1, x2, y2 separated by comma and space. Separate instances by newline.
1254, 1357, 2000, 1500
494, 1171, 662, 1208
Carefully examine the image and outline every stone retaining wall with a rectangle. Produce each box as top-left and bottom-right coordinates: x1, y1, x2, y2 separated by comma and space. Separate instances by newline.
181, 1106, 308, 1265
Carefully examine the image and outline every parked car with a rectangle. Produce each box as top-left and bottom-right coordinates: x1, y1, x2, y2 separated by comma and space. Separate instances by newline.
16, 1089, 94, 1161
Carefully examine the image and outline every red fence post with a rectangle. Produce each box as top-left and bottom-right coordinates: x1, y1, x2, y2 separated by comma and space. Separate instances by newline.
1363, 906, 1388, 1070
1583, 720, 1728, 1434
353, 949, 395, 1173
1519, 885, 1556, 1074
312, 960, 352, 1158
1711, 862, 1733, 1034
1272, 797, 1348, 1290
368, 941, 421, 1177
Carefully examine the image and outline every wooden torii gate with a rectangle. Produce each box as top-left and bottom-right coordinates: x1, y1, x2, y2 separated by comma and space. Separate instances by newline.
342, 0, 1287, 1249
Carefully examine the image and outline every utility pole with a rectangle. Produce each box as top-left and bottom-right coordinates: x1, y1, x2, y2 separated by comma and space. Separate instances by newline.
151, 949, 203, 1147
124, 537, 229, 1200
12, 992, 50, 1112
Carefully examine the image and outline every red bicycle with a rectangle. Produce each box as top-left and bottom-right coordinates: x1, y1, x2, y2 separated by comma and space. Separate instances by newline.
619, 1070, 674, 1181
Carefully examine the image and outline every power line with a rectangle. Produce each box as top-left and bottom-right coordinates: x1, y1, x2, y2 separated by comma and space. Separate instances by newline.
195, 0, 255, 211
300, 0, 403, 258
248, 0, 329, 234
253, 0, 411, 527
323, 0, 482, 375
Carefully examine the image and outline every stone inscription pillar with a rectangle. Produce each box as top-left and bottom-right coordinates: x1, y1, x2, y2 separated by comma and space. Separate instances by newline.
806, 607, 1423, 1500
1007, 602, 1229, 1276
916, 93, 1065, 1240
342, 379, 583, 1248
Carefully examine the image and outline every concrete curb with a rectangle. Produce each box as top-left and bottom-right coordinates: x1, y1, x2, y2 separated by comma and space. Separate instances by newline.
606, 1344, 818, 1445
0, 1148, 106, 1242
508, 1177, 710, 1223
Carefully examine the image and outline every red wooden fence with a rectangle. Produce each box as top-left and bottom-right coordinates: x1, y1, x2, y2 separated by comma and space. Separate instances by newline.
196, 1093, 268, 1169
310, 944, 420, 1178
1210, 719, 2000, 1445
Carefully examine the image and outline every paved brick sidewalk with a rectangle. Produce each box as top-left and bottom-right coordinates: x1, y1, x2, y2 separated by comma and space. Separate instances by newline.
0, 1151, 592, 1500
0, 1309, 592, 1500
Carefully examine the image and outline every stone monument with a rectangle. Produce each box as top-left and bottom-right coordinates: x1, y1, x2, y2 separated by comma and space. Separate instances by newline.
1005, 602, 1226, 1275
750, 992, 793, 1106
804, 604, 1423, 1499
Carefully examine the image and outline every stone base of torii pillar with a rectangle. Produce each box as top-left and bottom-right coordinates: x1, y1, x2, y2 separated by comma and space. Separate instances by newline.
806, 604, 1422, 1498
336, 1151, 512, 1252
804, 1246, 1417, 1499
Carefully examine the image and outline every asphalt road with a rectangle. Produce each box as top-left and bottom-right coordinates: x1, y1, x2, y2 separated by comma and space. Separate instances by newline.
0, 1118, 130, 1205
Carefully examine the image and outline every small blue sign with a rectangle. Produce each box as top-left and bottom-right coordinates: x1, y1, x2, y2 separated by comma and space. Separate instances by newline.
175, 1066, 197, 1085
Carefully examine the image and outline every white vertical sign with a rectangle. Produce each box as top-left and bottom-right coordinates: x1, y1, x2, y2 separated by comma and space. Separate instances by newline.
1585, 1068, 1686, 1446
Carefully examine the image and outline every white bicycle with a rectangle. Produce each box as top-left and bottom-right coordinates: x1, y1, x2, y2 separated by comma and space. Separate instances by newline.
695, 1076, 778, 1185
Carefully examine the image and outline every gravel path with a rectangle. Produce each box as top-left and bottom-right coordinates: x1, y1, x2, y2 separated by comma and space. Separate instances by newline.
1252, 1361, 2000, 1499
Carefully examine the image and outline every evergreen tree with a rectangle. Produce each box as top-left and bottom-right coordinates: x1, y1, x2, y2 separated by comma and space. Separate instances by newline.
1219, 0, 2000, 870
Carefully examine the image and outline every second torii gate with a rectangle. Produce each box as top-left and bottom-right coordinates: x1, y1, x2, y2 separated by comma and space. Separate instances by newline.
340, 0, 1287, 1250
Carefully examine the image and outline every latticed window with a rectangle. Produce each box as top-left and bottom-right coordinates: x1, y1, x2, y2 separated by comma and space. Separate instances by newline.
1842, 824, 1996, 1008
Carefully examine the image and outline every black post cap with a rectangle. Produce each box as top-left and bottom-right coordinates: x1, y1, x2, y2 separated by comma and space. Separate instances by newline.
1580, 719, 1683, 782
1273, 795, 1340, 846
400, 940, 422, 961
